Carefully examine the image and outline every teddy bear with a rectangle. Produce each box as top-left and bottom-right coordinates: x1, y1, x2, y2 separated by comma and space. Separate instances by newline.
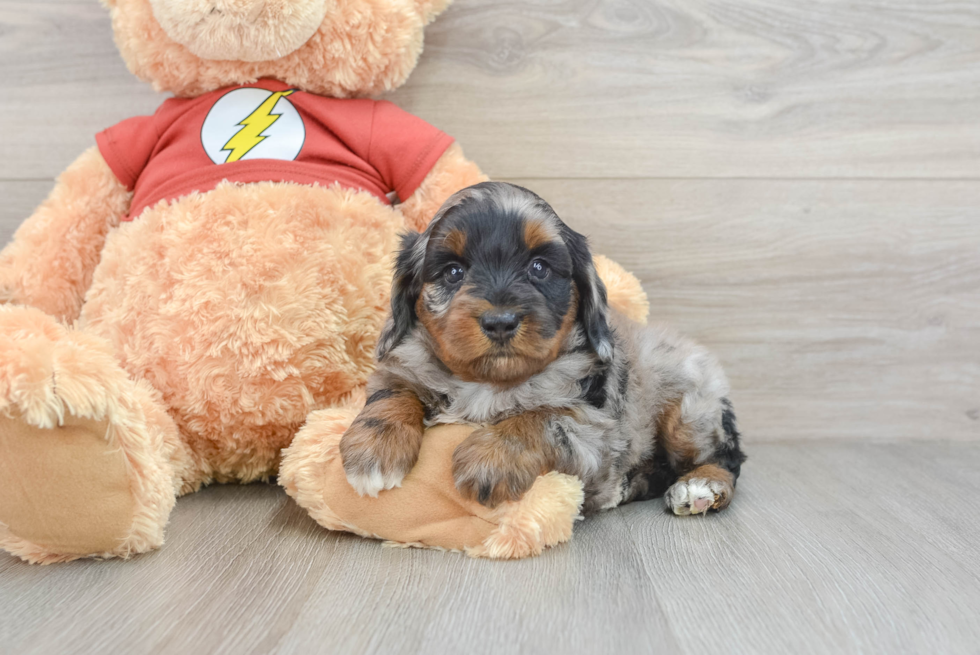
0, 0, 649, 563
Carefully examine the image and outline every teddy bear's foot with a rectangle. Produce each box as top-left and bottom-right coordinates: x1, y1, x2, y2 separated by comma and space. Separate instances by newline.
281, 409, 584, 559
0, 306, 190, 564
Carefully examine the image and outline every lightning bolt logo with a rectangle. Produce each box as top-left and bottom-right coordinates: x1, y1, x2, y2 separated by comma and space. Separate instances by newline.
221, 90, 296, 163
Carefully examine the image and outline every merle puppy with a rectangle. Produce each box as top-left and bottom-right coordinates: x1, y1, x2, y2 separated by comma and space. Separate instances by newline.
340, 182, 745, 516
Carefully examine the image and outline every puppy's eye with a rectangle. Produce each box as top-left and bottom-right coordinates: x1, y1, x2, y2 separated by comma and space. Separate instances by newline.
529, 259, 550, 280
444, 264, 466, 284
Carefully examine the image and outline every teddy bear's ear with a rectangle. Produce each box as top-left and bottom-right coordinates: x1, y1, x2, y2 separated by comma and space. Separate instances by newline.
416, 0, 453, 24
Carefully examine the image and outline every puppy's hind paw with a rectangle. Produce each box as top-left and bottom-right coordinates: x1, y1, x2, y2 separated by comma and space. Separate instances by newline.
665, 477, 731, 516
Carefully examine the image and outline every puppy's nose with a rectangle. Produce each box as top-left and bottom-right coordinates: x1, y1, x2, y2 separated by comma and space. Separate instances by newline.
480, 310, 521, 341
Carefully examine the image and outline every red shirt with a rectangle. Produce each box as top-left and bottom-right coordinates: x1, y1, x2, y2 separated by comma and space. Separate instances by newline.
96, 79, 455, 220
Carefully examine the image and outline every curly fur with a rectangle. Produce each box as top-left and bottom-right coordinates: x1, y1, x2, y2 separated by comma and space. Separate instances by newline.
0, 148, 129, 322
148, 0, 329, 63
80, 182, 404, 483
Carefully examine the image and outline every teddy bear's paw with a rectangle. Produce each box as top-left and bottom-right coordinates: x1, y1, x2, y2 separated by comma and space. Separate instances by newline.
0, 412, 140, 563
0, 305, 179, 563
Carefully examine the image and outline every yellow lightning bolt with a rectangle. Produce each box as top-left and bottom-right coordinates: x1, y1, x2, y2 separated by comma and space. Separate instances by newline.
221, 90, 295, 163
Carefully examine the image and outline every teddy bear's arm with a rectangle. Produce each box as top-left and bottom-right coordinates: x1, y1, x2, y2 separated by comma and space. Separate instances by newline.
398, 143, 488, 232
0, 147, 130, 322
416, 0, 454, 24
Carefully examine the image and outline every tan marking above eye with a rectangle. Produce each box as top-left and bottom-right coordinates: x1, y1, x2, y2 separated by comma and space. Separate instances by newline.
523, 219, 560, 250
442, 229, 467, 257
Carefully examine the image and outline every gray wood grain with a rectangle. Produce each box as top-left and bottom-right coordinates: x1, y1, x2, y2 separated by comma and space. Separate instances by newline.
2, 442, 978, 655
2, 1, 980, 180
406, 0, 980, 179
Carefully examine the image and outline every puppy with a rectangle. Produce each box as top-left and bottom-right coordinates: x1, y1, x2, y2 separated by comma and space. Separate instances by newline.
340, 182, 745, 516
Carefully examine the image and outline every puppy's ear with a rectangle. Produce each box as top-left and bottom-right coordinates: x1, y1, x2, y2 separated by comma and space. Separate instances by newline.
376, 231, 426, 360
562, 227, 614, 364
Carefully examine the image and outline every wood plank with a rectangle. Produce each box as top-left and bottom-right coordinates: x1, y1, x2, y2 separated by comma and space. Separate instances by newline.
1, 442, 978, 654
2, 1, 979, 180
0, 1, 165, 180
405, 0, 980, 179
621, 440, 980, 654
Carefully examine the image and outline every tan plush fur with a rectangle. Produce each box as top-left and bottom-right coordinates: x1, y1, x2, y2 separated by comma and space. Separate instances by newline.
0, 306, 196, 563
148, 0, 329, 62
593, 254, 649, 325
0, 147, 129, 322
81, 182, 404, 484
468, 472, 583, 559
0, 0, 648, 563
107, 0, 438, 97
414, 0, 452, 24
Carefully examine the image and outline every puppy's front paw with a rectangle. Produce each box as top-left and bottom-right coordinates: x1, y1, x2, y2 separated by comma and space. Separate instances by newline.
340, 418, 423, 497
665, 477, 731, 516
452, 427, 549, 508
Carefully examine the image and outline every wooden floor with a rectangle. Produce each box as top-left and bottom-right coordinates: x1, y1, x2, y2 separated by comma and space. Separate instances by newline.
2, 0, 979, 653
2, 442, 979, 655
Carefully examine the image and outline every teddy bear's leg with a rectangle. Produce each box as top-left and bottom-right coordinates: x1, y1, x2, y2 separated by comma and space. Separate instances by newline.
280, 409, 584, 559
0, 306, 197, 564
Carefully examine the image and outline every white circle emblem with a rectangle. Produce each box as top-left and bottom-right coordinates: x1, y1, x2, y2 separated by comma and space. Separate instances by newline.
200, 88, 305, 165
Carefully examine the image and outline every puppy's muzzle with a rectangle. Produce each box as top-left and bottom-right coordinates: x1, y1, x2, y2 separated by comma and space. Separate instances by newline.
479, 309, 521, 342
